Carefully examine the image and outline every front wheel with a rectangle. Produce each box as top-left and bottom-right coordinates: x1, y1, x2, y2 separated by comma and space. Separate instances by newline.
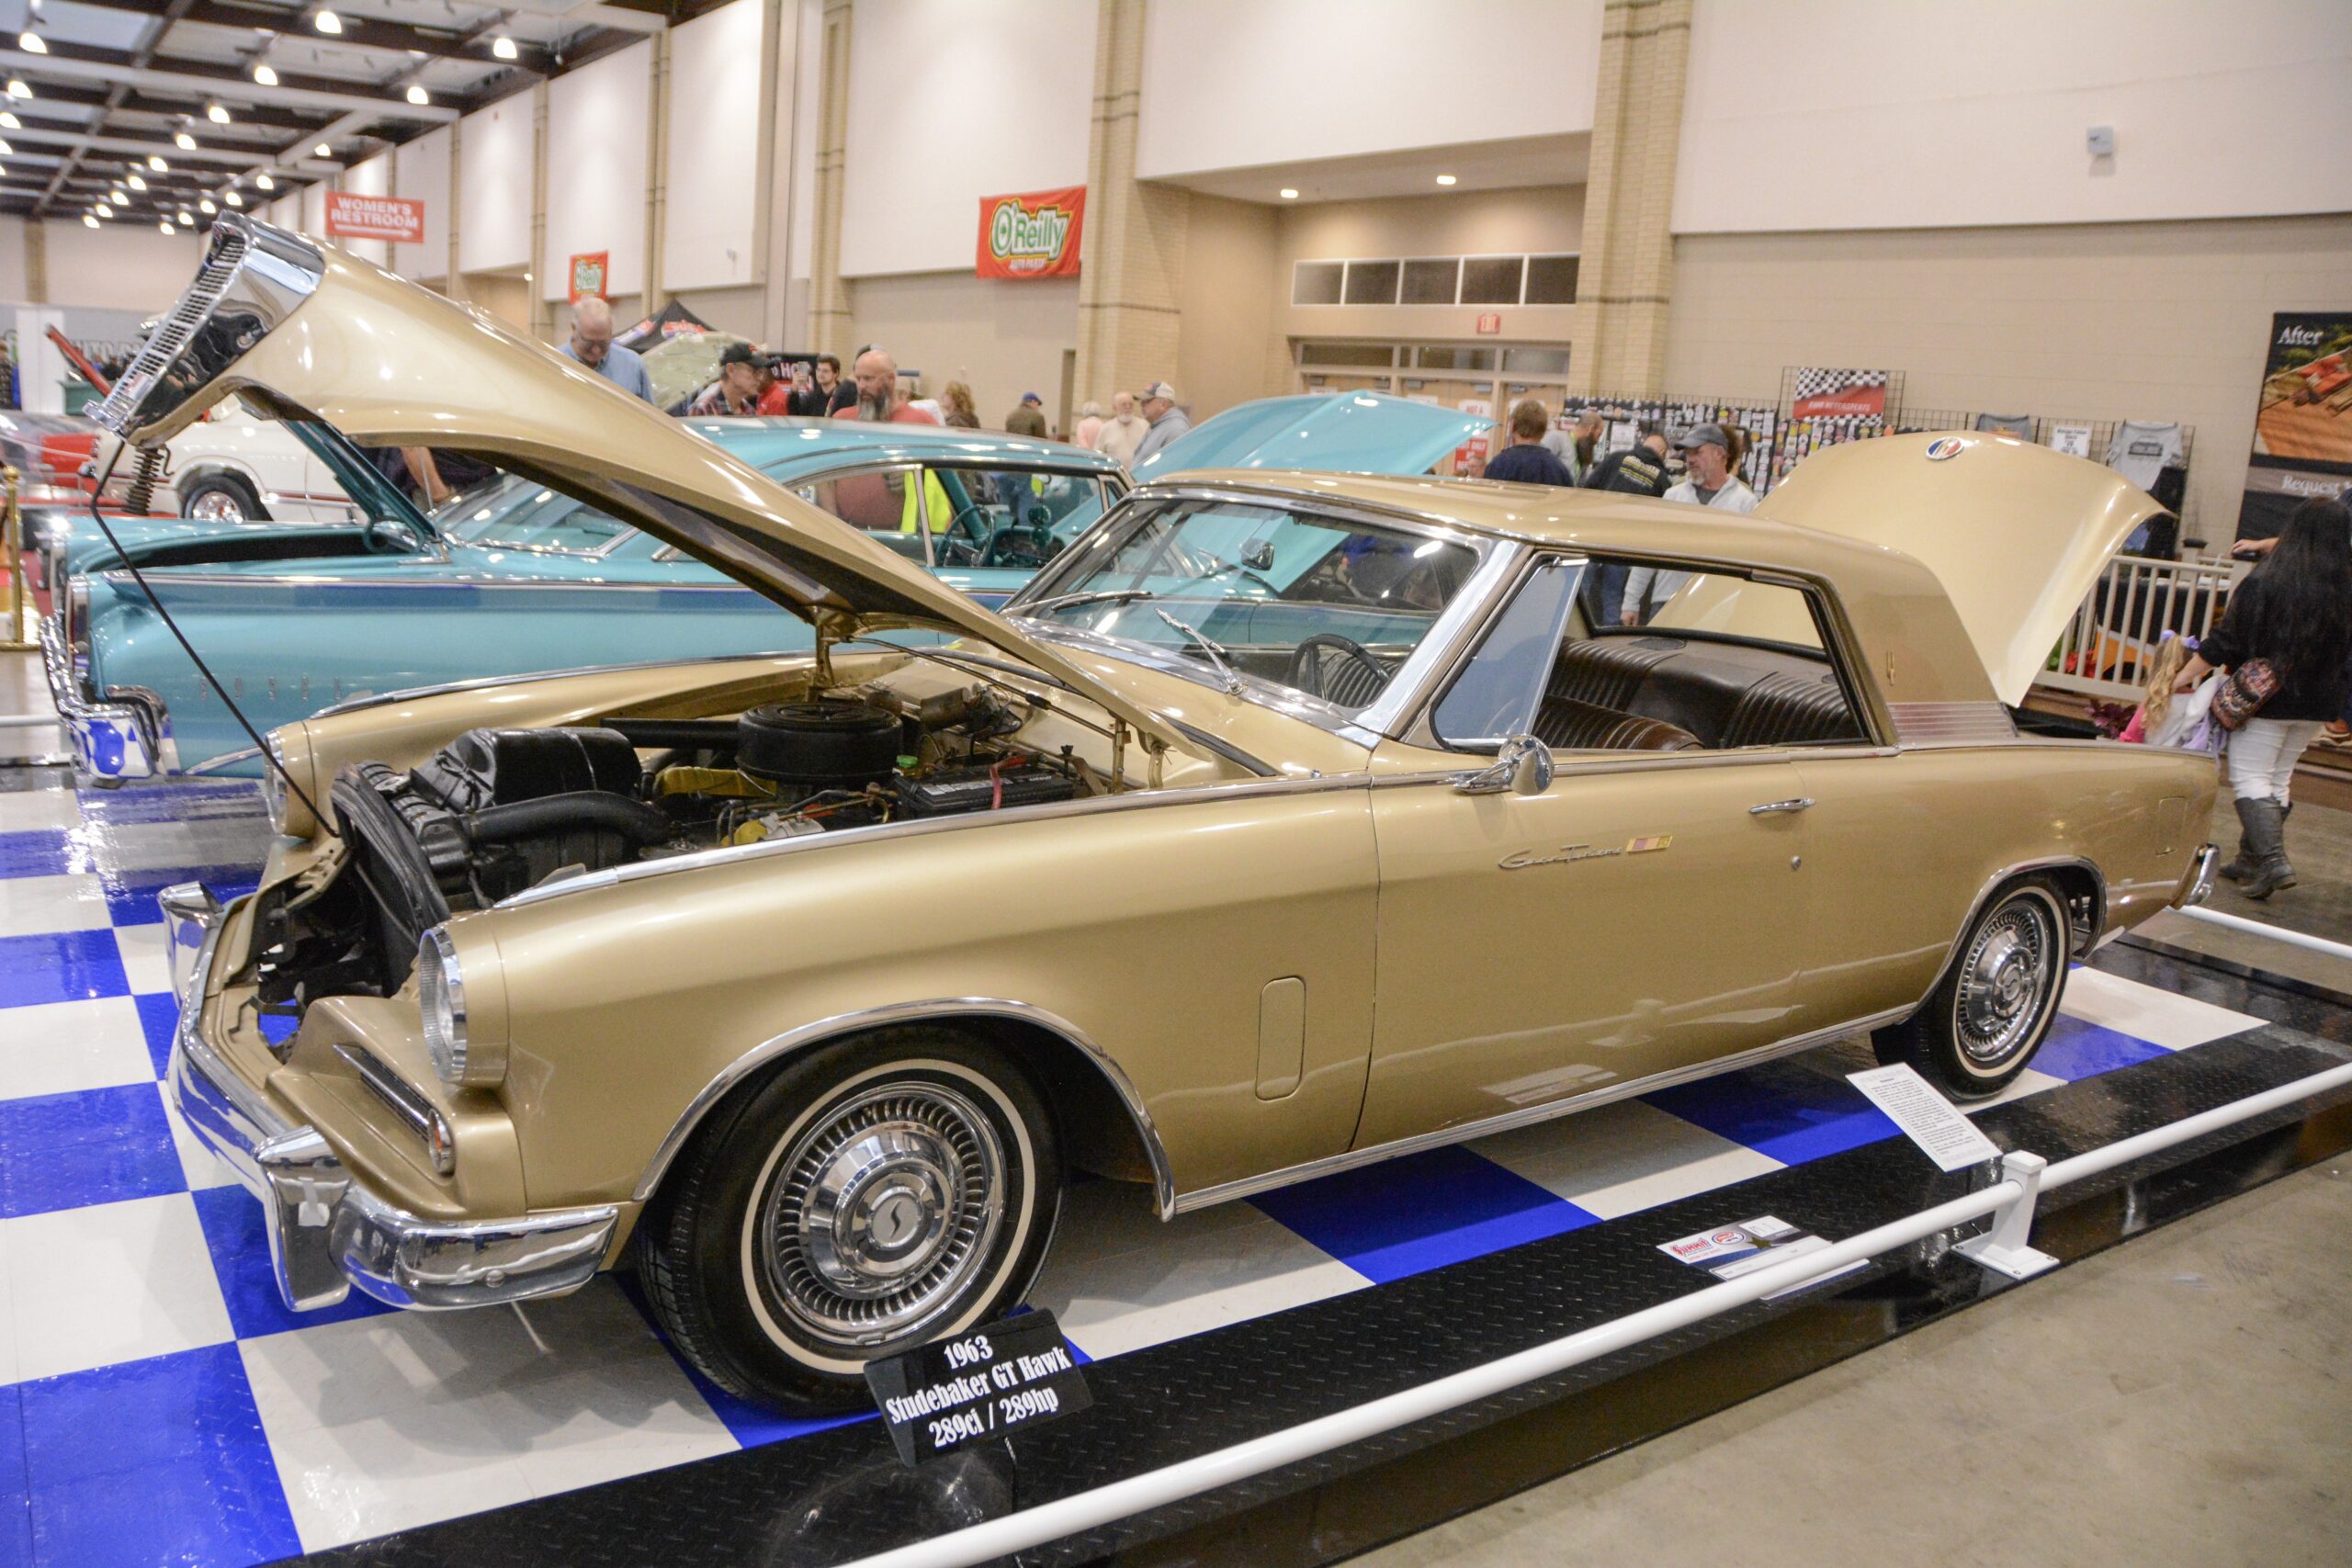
636, 1030, 1063, 1411
1873, 877, 2070, 1099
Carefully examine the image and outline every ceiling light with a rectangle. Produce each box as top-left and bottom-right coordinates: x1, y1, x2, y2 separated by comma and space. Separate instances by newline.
0, 113, 19, 130
160, 220, 175, 235
313, 8, 342, 35
207, 102, 230, 124
198, 197, 215, 214
1279, 188, 1298, 199
108, 186, 125, 202
224, 190, 243, 207
125, 174, 144, 190
314, 142, 331, 157
1434, 174, 1457, 186
177, 209, 193, 224
6, 81, 29, 100
253, 63, 278, 87
404, 84, 429, 106
175, 131, 196, 151
150, 155, 167, 171
0, 140, 11, 155
94, 202, 110, 218
256, 172, 274, 190
17, 29, 44, 55
492, 35, 518, 62
82, 214, 96, 229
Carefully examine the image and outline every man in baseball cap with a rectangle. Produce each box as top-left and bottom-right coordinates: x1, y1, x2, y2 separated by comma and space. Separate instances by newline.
1621, 421, 1760, 625
686, 341, 765, 415
1131, 380, 1192, 465
1005, 390, 1048, 439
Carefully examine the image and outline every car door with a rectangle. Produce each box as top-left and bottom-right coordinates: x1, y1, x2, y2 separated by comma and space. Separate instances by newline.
1355, 557, 1815, 1149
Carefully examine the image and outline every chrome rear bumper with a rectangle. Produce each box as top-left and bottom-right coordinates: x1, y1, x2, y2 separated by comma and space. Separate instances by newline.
37, 611, 175, 782
2176, 842, 2219, 909
163, 884, 618, 1313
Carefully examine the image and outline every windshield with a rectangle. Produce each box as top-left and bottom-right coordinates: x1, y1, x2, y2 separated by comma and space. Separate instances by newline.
1009, 495, 1482, 710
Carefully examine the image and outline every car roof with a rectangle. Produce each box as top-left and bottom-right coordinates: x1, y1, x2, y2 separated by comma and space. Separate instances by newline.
685, 416, 1124, 479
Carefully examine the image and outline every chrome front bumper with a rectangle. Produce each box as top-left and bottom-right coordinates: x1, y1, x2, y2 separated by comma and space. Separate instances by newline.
162, 885, 619, 1313
37, 610, 176, 782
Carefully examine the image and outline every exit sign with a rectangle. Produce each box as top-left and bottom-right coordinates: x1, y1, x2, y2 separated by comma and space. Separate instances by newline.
1476, 313, 1502, 334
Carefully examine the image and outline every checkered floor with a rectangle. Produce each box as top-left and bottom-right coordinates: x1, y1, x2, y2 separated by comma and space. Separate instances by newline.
0, 762, 2267, 1567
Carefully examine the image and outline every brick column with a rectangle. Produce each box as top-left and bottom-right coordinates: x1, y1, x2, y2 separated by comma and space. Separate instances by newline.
1072, 0, 1188, 410
1568, 0, 1692, 396
807, 0, 855, 357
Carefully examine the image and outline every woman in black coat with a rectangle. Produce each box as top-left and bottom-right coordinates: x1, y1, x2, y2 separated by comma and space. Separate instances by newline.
2175, 496, 2352, 897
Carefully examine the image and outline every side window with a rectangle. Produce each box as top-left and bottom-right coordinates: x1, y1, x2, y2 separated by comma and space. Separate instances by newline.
1432, 558, 1580, 750
1438, 553, 1869, 755
925, 468, 1108, 570
797, 469, 932, 565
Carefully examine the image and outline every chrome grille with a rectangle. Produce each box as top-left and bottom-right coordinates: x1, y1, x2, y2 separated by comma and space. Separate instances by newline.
89, 224, 250, 438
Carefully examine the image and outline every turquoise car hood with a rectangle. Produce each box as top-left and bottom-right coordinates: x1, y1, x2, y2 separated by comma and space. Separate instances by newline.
1132, 391, 1490, 481
51, 516, 356, 576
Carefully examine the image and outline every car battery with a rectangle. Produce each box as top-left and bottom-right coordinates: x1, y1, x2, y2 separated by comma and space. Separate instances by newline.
895, 762, 1076, 817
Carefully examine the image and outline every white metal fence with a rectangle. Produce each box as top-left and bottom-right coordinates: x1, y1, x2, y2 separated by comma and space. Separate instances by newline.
2038, 552, 2245, 704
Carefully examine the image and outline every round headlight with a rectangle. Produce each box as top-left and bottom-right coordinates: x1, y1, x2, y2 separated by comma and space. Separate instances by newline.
417, 928, 469, 1085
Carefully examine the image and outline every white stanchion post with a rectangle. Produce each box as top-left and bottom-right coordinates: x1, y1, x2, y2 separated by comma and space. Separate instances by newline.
1954, 1149, 2057, 1279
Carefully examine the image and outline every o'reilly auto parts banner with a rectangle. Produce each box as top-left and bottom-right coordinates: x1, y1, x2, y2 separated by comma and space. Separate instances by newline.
976, 187, 1084, 279
2243, 310, 2352, 538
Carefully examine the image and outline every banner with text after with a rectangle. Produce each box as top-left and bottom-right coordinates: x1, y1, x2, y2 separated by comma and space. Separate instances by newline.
977, 187, 1085, 279
2242, 310, 2352, 540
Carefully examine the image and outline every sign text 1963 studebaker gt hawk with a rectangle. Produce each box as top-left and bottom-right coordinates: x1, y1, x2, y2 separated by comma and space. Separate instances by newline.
109, 219, 2216, 1410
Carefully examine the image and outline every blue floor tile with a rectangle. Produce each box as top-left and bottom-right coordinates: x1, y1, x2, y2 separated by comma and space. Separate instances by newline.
0, 1384, 28, 1568
98, 869, 261, 928
2032, 1016, 2173, 1081
0, 1084, 187, 1219
20, 1343, 301, 1568
0, 832, 70, 880
1250, 1145, 1599, 1284
134, 994, 182, 1078
1645, 1059, 1900, 1168
0, 930, 129, 1010
192, 1186, 392, 1341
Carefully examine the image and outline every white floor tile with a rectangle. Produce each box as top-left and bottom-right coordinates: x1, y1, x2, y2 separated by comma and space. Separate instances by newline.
111, 923, 175, 997
1474, 1100, 1786, 1222
1961, 1066, 2067, 1113
2060, 968, 2264, 1052
0, 874, 110, 938
157, 1080, 240, 1190
6, 1191, 234, 1381
0, 996, 157, 1100
1031, 1212, 1367, 1362
0, 791, 79, 832
0, 1223, 17, 1386
241, 1281, 734, 1552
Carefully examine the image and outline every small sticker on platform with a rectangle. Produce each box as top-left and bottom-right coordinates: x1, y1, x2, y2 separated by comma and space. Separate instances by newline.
1847, 1063, 2003, 1172
1658, 1215, 1866, 1300
865, 1309, 1092, 1466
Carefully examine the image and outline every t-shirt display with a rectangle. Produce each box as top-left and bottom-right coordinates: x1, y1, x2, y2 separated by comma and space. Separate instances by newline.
2105, 421, 2186, 491
1974, 412, 2034, 438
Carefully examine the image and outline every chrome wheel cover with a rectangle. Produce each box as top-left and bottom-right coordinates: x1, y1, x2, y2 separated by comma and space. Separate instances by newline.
187, 490, 247, 522
1956, 896, 2057, 1066
758, 1083, 1005, 1346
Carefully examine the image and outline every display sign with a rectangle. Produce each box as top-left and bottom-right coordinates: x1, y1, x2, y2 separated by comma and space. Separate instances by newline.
1846, 1064, 2001, 1172
976, 186, 1085, 279
865, 1310, 1091, 1466
1788, 367, 1890, 421
567, 252, 610, 305
323, 192, 424, 245
2241, 310, 2352, 539
1476, 312, 1502, 335
1657, 1214, 1865, 1301
2046, 421, 2093, 458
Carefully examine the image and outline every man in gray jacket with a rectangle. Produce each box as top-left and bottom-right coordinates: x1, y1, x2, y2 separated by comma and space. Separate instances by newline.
1130, 380, 1193, 465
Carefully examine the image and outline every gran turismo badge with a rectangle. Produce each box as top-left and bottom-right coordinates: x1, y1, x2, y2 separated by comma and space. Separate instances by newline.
1925, 437, 1965, 461
1500, 835, 1672, 871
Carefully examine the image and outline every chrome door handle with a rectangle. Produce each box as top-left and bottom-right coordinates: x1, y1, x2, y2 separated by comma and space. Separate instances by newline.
1748, 797, 1815, 816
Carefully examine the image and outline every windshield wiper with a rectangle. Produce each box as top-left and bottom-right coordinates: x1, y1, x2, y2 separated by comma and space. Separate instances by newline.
1012, 587, 1154, 617
1154, 607, 1244, 695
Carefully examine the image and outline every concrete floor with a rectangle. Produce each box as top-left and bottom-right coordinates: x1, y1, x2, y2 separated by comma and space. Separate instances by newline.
1356, 1159, 2352, 1568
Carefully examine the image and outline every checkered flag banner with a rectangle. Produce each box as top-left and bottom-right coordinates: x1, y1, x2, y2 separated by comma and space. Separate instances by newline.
1789, 367, 1887, 404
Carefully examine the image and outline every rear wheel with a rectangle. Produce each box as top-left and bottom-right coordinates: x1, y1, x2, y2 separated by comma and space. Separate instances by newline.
179, 472, 267, 523
637, 1029, 1063, 1411
1873, 877, 2069, 1099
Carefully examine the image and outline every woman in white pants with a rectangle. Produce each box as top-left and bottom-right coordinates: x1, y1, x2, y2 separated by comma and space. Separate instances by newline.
2175, 497, 2352, 898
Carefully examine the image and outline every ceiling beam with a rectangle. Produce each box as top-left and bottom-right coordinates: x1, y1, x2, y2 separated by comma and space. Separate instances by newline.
6, 123, 337, 175
32, 0, 197, 221
0, 50, 459, 123
62, 0, 558, 75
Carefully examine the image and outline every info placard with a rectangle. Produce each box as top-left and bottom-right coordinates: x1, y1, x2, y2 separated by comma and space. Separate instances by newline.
1847, 1063, 2002, 1172
865, 1309, 1091, 1466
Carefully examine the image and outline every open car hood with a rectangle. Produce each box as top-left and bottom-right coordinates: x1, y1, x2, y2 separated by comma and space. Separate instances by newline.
1753, 430, 2164, 706
87, 216, 1190, 761
1133, 391, 1490, 481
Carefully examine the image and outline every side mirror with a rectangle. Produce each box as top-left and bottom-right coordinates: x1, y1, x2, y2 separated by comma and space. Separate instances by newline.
1453, 734, 1554, 797
361, 516, 424, 555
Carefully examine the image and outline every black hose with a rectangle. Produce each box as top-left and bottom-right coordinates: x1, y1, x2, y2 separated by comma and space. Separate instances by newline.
600, 717, 737, 750
463, 792, 675, 846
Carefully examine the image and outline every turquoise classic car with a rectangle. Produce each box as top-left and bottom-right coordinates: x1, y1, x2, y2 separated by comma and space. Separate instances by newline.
43, 393, 1485, 779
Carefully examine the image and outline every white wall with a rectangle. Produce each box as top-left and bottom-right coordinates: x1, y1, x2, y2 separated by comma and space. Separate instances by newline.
664, 0, 765, 292
265, 193, 300, 231
1136, 0, 1600, 179
394, 124, 451, 280
39, 221, 200, 311
0, 215, 25, 301
1676, 0, 2352, 234
341, 153, 390, 267
840, 0, 1095, 276
299, 181, 327, 238
544, 39, 651, 299
458, 95, 535, 274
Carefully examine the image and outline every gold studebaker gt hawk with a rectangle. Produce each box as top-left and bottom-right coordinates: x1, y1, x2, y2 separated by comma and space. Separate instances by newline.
112, 220, 2216, 1409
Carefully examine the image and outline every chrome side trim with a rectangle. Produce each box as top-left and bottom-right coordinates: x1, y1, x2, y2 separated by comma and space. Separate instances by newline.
630, 998, 1179, 1221
91, 570, 763, 593
332, 1043, 455, 1176
1171, 1006, 1915, 1213
1891, 701, 2019, 748
497, 771, 1375, 910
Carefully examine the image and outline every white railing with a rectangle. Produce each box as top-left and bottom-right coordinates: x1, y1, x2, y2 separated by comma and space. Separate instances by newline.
2039, 552, 2245, 704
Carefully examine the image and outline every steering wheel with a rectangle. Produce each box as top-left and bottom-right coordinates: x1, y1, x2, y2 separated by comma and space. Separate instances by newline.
1285, 633, 1388, 704
933, 503, 995, 567
981, 519, 1057, 569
